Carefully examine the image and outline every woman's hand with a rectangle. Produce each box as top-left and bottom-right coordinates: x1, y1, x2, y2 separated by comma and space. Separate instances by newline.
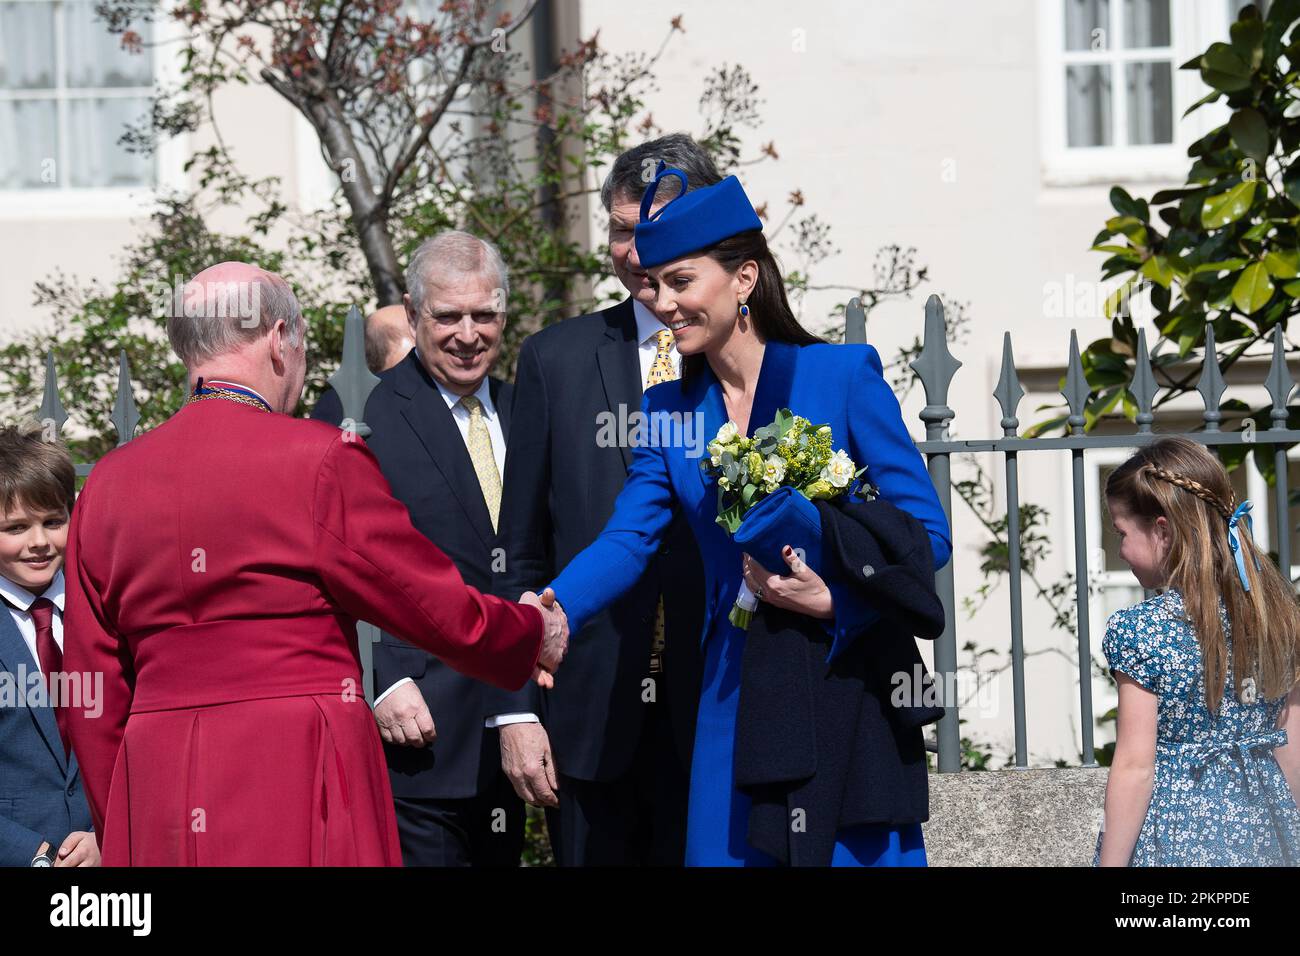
742, 547, 834, 620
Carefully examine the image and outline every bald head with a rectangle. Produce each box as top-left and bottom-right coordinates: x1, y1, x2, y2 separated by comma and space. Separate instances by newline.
365, 304, 415, 373
169, 260, 309, 415
168, 260, 305, 368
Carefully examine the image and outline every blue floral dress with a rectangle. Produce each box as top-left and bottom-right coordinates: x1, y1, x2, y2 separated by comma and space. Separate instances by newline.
1093, 588, 1300, 866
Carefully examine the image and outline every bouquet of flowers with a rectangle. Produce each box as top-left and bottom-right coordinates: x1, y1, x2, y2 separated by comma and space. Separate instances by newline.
701, 408, 874, 629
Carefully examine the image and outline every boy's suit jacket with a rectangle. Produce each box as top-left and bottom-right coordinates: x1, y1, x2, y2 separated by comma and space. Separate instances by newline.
0, 599, 92, 865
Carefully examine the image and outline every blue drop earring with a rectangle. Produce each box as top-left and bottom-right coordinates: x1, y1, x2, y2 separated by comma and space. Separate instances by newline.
739, 301, 750, 319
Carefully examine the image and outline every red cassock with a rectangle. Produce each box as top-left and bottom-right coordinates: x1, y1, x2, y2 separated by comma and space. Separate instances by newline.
61, 398, 543, 866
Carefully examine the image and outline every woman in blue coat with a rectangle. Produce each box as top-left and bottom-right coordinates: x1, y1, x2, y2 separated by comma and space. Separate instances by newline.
545, 167, 952, 866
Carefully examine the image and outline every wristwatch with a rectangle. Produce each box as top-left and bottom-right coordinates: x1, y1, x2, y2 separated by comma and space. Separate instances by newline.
30, 841, 54, 867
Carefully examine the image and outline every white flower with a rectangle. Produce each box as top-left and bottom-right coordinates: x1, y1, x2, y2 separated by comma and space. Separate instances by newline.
817, 425, 831, 435
762, 454, 786, 489
716, 421, 738, 445
821, 449, 856, 489
708, 440, 723, 466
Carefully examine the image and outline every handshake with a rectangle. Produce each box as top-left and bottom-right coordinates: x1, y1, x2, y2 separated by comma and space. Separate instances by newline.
519, 587, 568, 688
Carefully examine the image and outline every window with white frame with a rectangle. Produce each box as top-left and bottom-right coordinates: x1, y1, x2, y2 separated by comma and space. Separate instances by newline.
1040, 0, 1246, 184
0, 0, 154, 191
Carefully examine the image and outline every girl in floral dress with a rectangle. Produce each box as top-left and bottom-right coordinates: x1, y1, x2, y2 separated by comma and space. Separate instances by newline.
1095, 437, 1300, 866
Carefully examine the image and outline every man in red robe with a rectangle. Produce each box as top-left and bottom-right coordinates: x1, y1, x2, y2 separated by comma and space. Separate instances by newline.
62, 262, 567, 865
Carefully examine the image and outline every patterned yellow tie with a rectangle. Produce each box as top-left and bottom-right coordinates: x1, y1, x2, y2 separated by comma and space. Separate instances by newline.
460, 394, 501, 532
645, 328, 676, 387
645, 327, 677, 673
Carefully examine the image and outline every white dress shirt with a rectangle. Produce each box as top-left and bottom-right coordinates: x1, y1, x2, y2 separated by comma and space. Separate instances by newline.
0, 569, 65, 675
372, 364, 536, 728
429, 373, 507, 477
633, 299, 681, 386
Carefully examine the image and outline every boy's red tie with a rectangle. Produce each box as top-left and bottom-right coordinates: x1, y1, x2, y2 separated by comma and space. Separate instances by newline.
30, 598, 69, 757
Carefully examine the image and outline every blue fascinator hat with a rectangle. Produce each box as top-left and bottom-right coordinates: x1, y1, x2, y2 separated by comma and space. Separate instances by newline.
633, 163, 763, 269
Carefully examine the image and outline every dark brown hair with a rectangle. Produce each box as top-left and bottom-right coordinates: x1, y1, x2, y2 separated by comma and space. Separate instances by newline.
0, 421, 76, 519
680, 229, 824, 384
1106, 437, 1300, 711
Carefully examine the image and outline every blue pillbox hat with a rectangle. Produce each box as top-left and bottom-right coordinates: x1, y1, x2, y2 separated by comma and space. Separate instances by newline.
633, 163, 763, 269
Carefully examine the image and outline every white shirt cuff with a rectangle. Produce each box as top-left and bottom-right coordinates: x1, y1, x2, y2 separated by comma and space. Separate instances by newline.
484, 712, 540, 728
373, 677, 414, 709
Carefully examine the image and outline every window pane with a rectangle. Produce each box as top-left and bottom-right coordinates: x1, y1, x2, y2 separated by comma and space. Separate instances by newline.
0, 98, 57, 187
1065, 0, 1110, 51
0, 1, 57, 89
66, 97, 152, 186
1126, 61, 1173, 144
1066, 64, 1112, 146
1123, 0, 1171, 48
64, 0, 152, 88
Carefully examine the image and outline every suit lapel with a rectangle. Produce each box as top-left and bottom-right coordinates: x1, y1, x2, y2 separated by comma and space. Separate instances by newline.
393, 355, 497, 549
0, 600, 68, 774
595, 299, 643, 472
747, 340, 799, 438
491, 377, 513, 442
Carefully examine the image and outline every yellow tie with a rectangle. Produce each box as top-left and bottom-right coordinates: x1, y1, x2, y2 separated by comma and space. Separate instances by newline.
645, 328, 676, 387
645, 327, 677, 673
460, 394, 501, 532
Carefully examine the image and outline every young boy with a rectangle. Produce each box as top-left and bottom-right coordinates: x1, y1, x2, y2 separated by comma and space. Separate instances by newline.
0, 421, 97, 866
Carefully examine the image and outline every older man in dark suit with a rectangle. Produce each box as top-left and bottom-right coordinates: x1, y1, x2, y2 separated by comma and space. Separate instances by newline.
313, 231, 546, 866
498, 134, 720, 865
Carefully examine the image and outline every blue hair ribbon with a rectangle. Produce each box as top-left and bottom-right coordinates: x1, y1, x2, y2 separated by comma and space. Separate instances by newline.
1227, 500, 1264, 591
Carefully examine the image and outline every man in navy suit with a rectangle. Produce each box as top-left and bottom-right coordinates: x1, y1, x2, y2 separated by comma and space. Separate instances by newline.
497, 135, 719, 865
313, 231, 541, 866
0, 423, 96, 867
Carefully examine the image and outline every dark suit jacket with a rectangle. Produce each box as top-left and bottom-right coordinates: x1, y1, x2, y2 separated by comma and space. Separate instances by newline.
0, 599, 93, 865
735, 495, 946, 866
313, 353, 531, 800
498, 298, 705, 782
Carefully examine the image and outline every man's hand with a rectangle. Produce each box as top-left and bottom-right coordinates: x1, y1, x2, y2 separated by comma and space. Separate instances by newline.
520, 589, 568, 688
54, 831, 100, 867
499, 722, 559, 808
374, 681, 437, 747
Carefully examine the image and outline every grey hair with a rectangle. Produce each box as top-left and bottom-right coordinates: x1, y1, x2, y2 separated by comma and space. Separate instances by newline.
600, 133, 723, 211
406, 230, 510, 316
166, 271, 305, 367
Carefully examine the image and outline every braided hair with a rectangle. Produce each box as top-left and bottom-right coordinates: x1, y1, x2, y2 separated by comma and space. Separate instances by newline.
1143, 464, 1232, 520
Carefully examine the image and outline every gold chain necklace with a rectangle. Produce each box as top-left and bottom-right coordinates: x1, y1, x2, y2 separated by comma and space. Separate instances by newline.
186, 386, 271, 412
